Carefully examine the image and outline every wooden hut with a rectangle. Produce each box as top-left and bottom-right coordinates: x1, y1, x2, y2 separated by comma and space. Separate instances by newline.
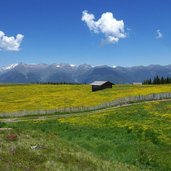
90, 81, 113, 92
132, 82, 142, 85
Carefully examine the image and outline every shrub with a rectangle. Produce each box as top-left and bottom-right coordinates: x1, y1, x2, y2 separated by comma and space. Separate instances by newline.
0, 122, 6, 128
6, 133, 17, 141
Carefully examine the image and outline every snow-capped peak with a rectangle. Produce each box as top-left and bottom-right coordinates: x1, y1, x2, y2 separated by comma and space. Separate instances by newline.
70, 64, 76, 67
2, 63, 19, 70
56, 64, 77, 68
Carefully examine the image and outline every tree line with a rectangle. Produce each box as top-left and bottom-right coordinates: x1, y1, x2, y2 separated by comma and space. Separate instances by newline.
31, 82, 82, 85
143, 76, 171, 84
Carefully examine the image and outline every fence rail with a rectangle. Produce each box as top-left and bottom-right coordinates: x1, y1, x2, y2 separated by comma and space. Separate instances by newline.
1, 92, 171, 117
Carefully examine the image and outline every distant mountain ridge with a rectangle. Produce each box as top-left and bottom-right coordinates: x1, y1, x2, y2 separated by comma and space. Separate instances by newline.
0, 63, 171, 83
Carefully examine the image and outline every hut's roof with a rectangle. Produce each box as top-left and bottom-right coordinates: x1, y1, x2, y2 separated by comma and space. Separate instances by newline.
132, 82, 142, 85
90, 81, 113, 86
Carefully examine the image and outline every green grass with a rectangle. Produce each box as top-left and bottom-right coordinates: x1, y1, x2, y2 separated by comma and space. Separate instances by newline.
0, 124, 140, 171
0, 84, 171, 113
0, 100, 171, 170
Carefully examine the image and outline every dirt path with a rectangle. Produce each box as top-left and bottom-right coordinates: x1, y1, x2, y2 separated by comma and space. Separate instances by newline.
0, 98, 171, 123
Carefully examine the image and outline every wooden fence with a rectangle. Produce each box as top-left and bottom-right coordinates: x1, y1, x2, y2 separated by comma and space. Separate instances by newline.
0, 92, 171, 117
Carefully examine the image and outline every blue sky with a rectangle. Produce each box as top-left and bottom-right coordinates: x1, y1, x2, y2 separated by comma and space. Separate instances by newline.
0, 0, 171, 67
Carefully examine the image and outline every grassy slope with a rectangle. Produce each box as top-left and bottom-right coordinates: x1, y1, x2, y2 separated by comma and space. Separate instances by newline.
0, 84, 171, 113
57, 100, 171, 171
0, 131, 129, 171
0, 100, 170, 170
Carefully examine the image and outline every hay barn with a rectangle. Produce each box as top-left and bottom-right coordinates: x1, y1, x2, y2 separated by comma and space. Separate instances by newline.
90, 81, 113, 92
132, 82, 142, 85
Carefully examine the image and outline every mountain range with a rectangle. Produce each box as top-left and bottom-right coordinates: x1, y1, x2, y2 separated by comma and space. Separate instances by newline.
0, 63, 171, 84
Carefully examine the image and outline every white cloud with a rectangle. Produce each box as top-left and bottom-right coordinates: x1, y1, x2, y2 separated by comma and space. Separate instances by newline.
0, 31, 24, 51
156, 29, 163, 39
82, 10, 127, 44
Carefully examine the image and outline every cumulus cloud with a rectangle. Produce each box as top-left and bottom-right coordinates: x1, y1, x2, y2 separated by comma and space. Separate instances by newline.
156, 29, 163, 39
82, 10, 127, 44
0, 31, 24, 51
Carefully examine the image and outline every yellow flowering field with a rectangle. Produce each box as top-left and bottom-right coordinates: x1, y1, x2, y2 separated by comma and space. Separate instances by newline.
0, 84, 171, 113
